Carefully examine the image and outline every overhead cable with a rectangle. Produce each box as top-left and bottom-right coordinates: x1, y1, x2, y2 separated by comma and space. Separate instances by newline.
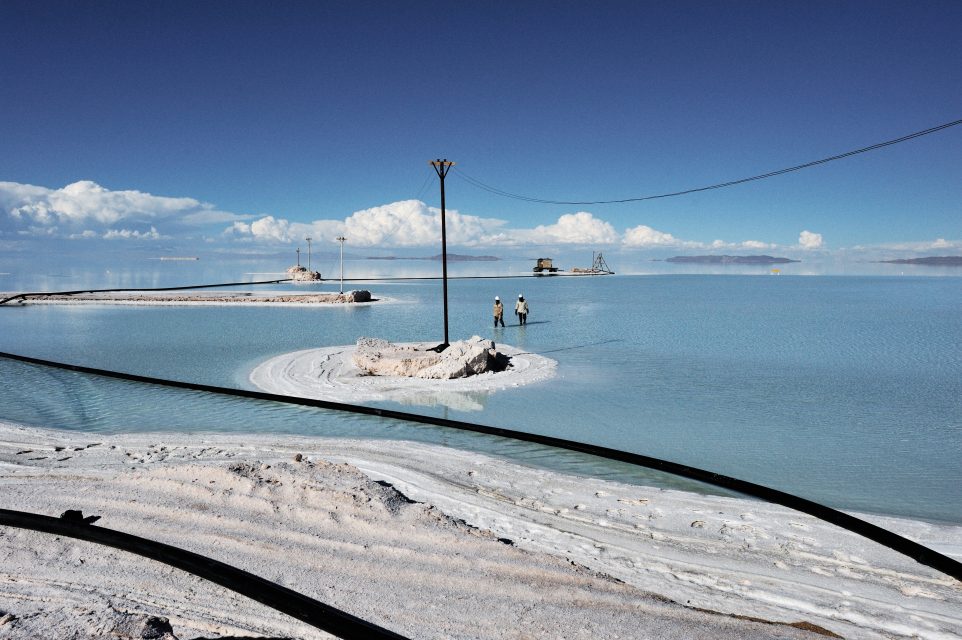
454, 118, 962, 205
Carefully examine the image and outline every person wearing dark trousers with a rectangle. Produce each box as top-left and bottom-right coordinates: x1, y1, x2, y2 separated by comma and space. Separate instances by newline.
493, 296, 505, 327
515, 294, 529, 326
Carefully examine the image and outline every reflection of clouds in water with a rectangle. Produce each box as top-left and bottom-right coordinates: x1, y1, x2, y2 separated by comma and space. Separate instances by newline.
250, 343, 556, 413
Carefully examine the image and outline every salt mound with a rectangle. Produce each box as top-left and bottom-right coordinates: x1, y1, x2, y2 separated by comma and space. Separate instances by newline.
353, 336, 504, 379
249, 341, 557, 411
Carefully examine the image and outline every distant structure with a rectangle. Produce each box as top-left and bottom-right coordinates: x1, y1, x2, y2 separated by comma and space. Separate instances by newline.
533, 258, 560, 274
288, 247, 320, 281
336, 236, 346, 293
571, 252, 614, 275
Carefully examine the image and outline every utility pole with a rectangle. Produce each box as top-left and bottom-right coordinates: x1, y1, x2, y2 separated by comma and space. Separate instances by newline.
430, 159, 455, 350
306, 237, 312, 271
336, 236, 346, 293
296, 247, 300, 267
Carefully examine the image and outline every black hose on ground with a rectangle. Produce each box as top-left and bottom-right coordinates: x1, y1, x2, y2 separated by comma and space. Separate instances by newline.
0, 350, 959, 584
0, 508, 409, 640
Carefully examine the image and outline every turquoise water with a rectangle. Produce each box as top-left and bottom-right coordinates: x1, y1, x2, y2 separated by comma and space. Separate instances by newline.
0, 263, 960, 524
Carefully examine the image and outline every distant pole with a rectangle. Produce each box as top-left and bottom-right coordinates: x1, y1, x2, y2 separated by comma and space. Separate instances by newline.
336, 236, 346, 293
306, 237, 312, 271
296, 247, 301, 267
430, 158, 455, 349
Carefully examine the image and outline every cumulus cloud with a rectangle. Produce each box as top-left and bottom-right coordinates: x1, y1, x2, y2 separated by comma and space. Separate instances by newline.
623, 224, 682, 247
227, 200, 508, 247
228, 205, 620, 248
0, 180, 245, 239
931, 237, 954, 249
798, 230, 823, 250
250, 216, 293, 242
346, 200, 506, 247
516, 212, 618, 245
3, 179, 843, 254
226, 201, 796, 252
623, 225, 774, 251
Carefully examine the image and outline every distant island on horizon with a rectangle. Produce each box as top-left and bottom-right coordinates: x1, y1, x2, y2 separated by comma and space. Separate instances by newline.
876, 256, 962, 266
664, 255, 800, 265
367, 253, 500, 262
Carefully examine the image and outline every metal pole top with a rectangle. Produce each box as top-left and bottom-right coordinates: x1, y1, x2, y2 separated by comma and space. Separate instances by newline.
429, 159, 455, 177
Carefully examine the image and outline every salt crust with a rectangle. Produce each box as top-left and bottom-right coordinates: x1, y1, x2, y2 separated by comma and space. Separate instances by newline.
1, 290, 386, 307
0, 421, 960, 639
249, 342, 558, 411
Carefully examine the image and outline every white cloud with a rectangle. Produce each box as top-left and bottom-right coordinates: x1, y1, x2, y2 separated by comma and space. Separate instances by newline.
519, 212, 619, 245
932, 237, 953, 249
226, 221, 251, 236
852, 237, 962, 252
181, 210, 253, 225
344, 200, 436, 246
623, 224, 681, 247
2, 180, 200, 226
226, 202, 799, 253
623, 225, 773, 251
1, 180, 860, 255
103, 226, 163, 240
68, 230, 99, 239
250, 216, 293, 242
0, 180, 242, 239
706, 238, 777, 250
799, 230, 823, 250
345, 200, 505, 247
228, 200, 507, 247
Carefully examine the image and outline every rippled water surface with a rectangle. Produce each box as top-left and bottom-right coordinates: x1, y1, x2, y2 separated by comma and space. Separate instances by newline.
1, 265, 959, 523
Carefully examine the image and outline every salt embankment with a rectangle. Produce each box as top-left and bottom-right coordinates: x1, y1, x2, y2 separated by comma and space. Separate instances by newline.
1, 290, 374, 306
250, 341, 558, 411
1, 423, 960, 638
0, 422, 857, 639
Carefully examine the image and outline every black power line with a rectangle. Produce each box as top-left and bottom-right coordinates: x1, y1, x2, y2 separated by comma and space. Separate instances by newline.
454, 118, 962, 205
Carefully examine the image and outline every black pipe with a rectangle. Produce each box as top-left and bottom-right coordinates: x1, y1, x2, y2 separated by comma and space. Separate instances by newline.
1, 350, 959, 583
0, 278, 293, 305
0, 508, 408, 639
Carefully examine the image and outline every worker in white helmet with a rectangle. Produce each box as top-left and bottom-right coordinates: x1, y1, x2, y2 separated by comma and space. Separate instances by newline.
514, 294, 529, 326
493, 296, 505, 327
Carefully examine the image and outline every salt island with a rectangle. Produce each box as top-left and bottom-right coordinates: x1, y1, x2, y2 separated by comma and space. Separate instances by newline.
250, 336, 557, 411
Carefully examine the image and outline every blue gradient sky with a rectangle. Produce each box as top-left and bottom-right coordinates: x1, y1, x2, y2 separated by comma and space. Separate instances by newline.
1, 1, 959, 261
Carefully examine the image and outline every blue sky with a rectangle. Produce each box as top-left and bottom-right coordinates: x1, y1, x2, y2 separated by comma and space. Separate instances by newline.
1, 0, 959, 262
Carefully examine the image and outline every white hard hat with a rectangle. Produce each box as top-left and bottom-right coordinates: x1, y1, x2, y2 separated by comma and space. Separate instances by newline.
518, 294, 523, 298
495, 296, 499, 301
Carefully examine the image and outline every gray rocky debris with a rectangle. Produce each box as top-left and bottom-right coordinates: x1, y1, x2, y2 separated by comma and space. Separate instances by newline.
0, 606, 178, 639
